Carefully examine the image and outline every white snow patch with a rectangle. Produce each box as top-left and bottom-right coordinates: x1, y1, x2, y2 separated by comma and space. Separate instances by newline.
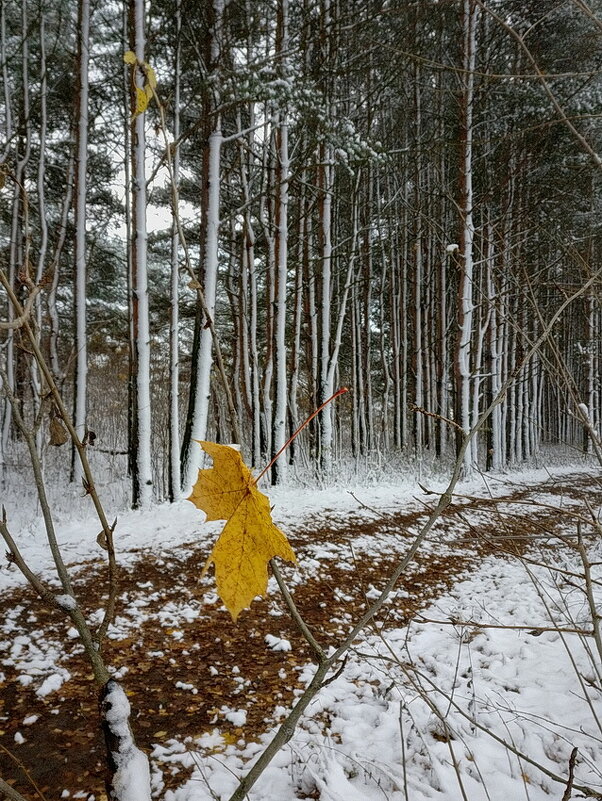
265, 634, 292, 652
55, 594, 77, 611
103, 680, 151, 801
37, 671, 69, 697
222, 707, 247, 727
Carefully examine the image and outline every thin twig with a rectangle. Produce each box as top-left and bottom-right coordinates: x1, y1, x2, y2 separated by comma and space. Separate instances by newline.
270, 558, 326, 663
0, 741, 48, 801
254, 387, 349, 484
414, 615, 593, 637
0, 285, 40, 330
562, 747, 579, 801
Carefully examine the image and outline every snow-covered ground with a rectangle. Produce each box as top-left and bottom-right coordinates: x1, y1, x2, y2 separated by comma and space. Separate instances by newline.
2, 461, 602, 800
155, 548, 602, 801
0, 461, 595, 594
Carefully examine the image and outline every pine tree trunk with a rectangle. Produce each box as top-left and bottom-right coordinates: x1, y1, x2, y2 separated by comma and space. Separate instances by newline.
270, 0, 289, 484
129, 0, 152, 507
72, 0, 90, 481
168, 0, 182, 502
455, 0, 478, 474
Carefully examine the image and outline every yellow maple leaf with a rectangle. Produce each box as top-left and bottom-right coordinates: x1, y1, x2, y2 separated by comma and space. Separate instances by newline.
188, 441, 296, 621
144, 63, 157, 90
134, 86, 148, 117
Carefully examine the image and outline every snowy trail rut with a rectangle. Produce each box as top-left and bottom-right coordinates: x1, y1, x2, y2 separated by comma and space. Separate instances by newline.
0, 471, 600, 799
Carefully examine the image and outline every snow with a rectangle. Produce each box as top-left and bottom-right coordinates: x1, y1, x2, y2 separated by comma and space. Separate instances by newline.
160, 541, 602, 801
37, 672, 69, 697
222, 708, 247, 727
103, 680, 152, 801
0, 461, 594, 595
265, 634, 292, 651
3, 462, 602, 799
55, 594, 77, 611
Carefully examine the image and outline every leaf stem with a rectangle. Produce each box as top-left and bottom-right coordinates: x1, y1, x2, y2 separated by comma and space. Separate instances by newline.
254, 387, 349, 484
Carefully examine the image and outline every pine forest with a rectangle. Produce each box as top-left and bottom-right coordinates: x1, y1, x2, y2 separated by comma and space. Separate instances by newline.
3, 4, 602, 800
3, 0, 602, 504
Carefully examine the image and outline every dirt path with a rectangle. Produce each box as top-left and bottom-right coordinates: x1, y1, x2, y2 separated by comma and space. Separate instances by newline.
1, 473, 599, 800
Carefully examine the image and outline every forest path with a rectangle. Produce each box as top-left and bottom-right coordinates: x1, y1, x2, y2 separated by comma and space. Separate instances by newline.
1, 471, 600, 800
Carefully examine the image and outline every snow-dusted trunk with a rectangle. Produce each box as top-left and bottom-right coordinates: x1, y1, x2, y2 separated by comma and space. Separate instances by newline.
249, 236, 261, 467
48, 154, 74, 381
181, 0, 223, 492
401, 219, 409, 450
390, 229, 402, 450
0, 0, 11, 472
72, 0, 90, 481
587, 295, 598, 445
30, 12, 48, 459
259, 119, 276, 465
35, 14, 48, 291
486, 230, 503, 470
100, 681, 151, 801
438, 246, 449, 457
270, 0, 289, 484
237, 98, 260, 465
122, 1, 134, 481
320, 174, 359, 464
271, 119, 288, 483
2, 0, 31, 457
362, 186, 374, 452
0, 0, 11, 167
455, 0, 478, 474
181, 126, 222, 491
168, 0, 181, 501
413, 67, 424, 453
471, 267, 489, 463
129, 0, 152, 507
318, 144, 334, 472
288, 171, 306, 467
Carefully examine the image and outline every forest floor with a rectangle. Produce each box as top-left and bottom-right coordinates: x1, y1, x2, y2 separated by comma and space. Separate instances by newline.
1, 468, 602, 800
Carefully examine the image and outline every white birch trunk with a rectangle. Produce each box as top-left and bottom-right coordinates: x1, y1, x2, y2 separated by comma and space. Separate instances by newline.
322, 184, 359, 461
587, 295, 598, 448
